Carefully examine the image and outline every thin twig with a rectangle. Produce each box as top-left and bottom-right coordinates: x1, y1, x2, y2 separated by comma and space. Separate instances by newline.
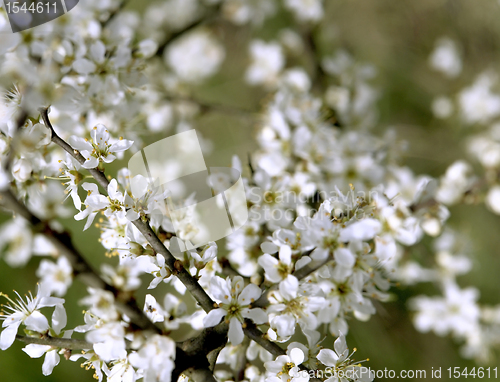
16, 335, 92, 350
155, 4, 221, 57
243, 322, 285, 357
101, 0, 130, 28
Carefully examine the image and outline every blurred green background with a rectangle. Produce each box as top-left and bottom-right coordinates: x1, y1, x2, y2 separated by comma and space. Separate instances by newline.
3, 0, 500, 380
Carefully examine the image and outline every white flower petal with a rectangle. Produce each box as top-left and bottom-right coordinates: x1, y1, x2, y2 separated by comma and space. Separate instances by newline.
42, 350, 60, 376
202, 308, 226, 327
258, 253, 278, 269
90, 41, 106, 64
68, 136, 93, 151
317, 349, 339, 367
126, 209, 140, 221
109, 139, 134, 152
272, 313, 296, 338
241, 308, 268, 324
82, 156, 99, 169
238, 284, 262, 305
279, 245, 292, 265
334, 333, 348, 357
209, 276, 231, 303
261, 242, 278, 254
289, 347, 304, 365
295, 256, 311, 270
73, 58, 96, 75
339, 219, 381, 242
24, 311, 49, 332
52, 304, 67, 335
0, 322, 21, 350
228, 316, 244, 345
23, 344, 51, 358
38, 296, 64, 309
334, 248, 355, 268
102, 154, 117, 164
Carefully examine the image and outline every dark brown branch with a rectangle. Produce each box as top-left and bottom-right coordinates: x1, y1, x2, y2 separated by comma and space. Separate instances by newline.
101, 0, 130, 28
132, 220, 216, 312
235, 337, 250, 381
243, 322, 285, 357
174, 323, 228, 381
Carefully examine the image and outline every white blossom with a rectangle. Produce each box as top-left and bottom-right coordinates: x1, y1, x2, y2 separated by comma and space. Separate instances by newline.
69, 124, 133, 169
264, 347, 309, 382
246, 40, 284, 88
203, 276, 267, 345
165, 30, 225, 83
129, 335, 176, 382
0, 283, 64, 350
283, 0, 324, 22
429, 37, 462, 78
36, 256, 73, 297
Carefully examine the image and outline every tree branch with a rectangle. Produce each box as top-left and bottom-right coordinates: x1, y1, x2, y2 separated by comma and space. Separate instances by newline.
235, 338, 250, 381
243, 323, 285, 357
101, 0, 130, 28
174, 323, 228, 381
16, 335, 92, 350
133, 220, 216, 312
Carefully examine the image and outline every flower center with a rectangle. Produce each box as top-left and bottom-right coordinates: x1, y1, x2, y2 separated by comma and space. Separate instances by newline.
279, 362, 295, 376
